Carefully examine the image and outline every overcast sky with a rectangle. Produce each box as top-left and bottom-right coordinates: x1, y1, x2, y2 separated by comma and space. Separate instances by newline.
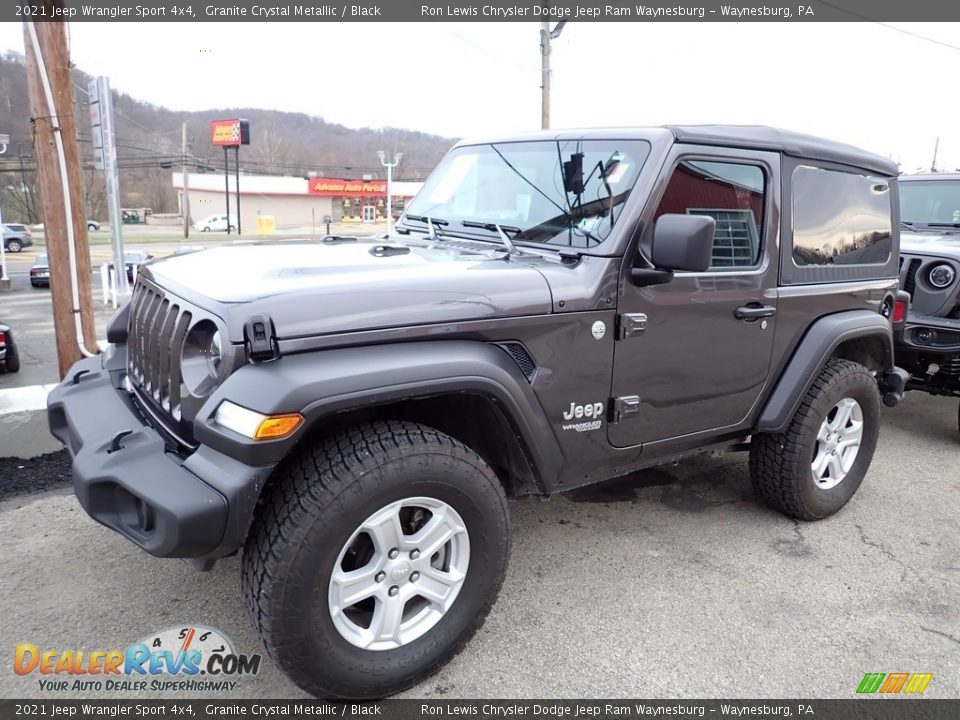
1, 21, 958, 171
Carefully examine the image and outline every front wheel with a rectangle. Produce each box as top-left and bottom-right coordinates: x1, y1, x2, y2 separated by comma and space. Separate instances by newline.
242, 420, 510, 699
7, 240, 21, 253
750, 358, 880, 520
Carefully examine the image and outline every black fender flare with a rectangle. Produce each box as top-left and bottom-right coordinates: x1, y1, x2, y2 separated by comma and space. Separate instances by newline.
755, 311, 895, 434
193, 340, 564, 488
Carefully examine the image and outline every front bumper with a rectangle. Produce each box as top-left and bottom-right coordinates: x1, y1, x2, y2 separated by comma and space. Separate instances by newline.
47, 352, 276, 559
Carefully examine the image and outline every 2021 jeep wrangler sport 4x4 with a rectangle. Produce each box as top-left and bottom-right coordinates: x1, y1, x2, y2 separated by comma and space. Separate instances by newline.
49, 126, 909, 699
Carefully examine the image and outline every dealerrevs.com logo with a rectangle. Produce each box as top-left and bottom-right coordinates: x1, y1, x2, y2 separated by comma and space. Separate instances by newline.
14, 625, 261, 693
856, 672, 933, 695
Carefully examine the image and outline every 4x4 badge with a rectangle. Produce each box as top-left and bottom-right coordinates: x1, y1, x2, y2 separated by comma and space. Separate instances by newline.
591, 321, 606, 340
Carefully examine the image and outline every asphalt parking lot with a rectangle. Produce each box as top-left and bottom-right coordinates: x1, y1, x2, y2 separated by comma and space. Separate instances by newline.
0, 392, 957, 699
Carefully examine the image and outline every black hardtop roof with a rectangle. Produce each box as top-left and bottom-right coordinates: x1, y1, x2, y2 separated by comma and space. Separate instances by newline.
454, 125, 897, 177
667, 125, 898, 177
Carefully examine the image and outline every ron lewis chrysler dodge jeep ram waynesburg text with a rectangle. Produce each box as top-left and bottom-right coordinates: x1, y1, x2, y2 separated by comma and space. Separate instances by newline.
49, 126, 908, 699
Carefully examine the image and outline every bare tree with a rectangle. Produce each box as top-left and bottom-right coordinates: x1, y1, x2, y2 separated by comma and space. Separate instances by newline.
250, 120, 293, 174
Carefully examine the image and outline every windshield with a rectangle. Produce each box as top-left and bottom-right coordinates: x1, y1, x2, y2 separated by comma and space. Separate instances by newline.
404, 139, 651, 249
900, 179, 960, 225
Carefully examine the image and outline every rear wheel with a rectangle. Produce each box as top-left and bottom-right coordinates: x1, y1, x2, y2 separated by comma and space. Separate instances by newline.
750, 358, 880, 520
242, 420, 510, 699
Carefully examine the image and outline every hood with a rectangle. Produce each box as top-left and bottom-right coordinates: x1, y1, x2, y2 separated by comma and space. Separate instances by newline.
143, 240, 553, 340
901, 230, 960, 258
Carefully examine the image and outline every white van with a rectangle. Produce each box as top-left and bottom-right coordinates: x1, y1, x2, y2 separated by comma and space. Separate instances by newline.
193, 213, 237, 232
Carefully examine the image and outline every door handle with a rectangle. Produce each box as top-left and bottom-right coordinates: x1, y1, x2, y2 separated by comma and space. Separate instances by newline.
735, 304, 777, 320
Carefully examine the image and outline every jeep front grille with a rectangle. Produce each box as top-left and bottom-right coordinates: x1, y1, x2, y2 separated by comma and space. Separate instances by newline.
127, 282, 192, 420
901, 257, 921, 297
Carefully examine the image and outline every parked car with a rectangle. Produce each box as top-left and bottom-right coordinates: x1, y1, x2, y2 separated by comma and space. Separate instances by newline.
193, 213, 236, 232
29, 254, 49, 287
895, 172, 960, 433
87, 220, 101, 231
107, 250, 154, 282
0, 323, 19, 373
49, 126, 908, 699
3, 223, 33, 253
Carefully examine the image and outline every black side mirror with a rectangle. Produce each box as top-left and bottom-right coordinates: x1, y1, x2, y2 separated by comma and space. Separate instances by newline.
631, 214, 716, 286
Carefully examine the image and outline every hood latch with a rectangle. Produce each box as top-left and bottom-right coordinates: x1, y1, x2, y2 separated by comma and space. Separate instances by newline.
244, 315, 279, 362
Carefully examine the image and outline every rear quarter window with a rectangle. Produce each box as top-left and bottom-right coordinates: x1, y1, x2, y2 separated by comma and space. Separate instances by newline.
792, 166, 892, 267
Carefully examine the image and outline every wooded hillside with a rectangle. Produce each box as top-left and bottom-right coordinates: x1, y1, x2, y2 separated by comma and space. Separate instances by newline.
0, 51, 454, 223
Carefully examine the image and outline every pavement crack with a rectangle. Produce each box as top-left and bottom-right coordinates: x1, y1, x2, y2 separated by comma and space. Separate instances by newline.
792, 519, 805, 544
855, 523, 913, 582
920, 625, 960, 647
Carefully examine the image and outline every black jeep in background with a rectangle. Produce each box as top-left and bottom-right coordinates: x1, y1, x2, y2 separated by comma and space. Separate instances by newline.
897, 173, 960, 433
49, 126, 908, 699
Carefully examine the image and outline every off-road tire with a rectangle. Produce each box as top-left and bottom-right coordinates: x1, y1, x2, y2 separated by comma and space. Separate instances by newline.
749, 358, 880, 520
242, 420, 510, 699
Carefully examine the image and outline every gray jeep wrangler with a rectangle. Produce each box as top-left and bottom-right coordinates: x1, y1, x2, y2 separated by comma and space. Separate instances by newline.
48, 126, 908, 699
897, 173, 960, 432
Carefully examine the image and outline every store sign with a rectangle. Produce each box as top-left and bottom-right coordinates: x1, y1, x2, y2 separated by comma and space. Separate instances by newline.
307, 178, 388, 196
210, 119, 250, 147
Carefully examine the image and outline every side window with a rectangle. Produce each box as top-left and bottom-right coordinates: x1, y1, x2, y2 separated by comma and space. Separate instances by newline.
654, 160, 765, 269
792, 166, 892, 266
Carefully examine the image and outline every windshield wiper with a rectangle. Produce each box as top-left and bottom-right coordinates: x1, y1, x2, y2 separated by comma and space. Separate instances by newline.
461, 221, 518, 256
460, 220, 578, 263
927, 222, 960, 228
404, 214, 449, 241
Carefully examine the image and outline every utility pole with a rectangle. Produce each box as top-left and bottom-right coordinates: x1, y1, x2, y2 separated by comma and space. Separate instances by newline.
182, 122, 190, 239
377, 150, 402, 237
0, 133, 10, 292
24, 15, 98, 377
540, 20, 567, 130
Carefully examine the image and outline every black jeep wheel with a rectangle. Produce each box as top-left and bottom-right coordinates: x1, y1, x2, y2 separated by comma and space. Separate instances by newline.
749, 358, 880, 520
242, 420, 510, 699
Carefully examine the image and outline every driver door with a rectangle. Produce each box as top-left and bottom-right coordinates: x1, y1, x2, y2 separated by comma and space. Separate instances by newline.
608, 147, 781, 448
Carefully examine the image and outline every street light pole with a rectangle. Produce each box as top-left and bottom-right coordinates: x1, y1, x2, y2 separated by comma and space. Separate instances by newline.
377, 150, 402, 237
0, 133, 10, 291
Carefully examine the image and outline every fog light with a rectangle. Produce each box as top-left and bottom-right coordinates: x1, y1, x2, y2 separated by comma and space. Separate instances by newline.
214, 401, 303, 440
915, 328, 936, 345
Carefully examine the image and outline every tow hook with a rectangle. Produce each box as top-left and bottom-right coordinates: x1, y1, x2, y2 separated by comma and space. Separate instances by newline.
880, 367, 910, 408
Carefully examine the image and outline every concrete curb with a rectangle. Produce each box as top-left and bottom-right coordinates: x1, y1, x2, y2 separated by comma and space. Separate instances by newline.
0, 384, 61, 459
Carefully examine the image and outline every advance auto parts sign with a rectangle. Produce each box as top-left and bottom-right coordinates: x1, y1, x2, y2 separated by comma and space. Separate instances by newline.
210, 119, 250, 147
307, 178, 388, 196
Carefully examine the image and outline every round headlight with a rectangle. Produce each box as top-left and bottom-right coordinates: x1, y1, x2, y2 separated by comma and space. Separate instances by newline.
928, 263, 956, 289
181, 320, 224, 396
